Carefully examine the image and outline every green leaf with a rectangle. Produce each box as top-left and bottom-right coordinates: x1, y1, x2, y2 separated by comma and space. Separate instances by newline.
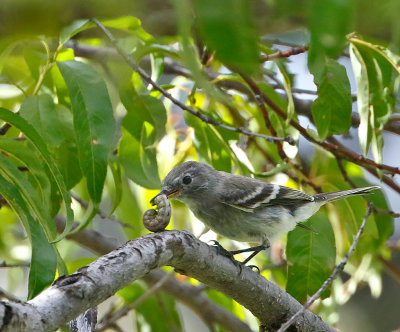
193, 0, 259, 74
120, 91, 167, 143
276, 62, 295, 124
59, 19, 91, 45
57, 60, 116, 204
0, 137, 52, 210
0, 175, 57, 299
119, 125, 161, 189
0, 154, 56, 239
109, 161, 123, 216
20, 97, 82, 190
19, 95, 64, 147
185, 114, 232, 172
0, 108, 73, 242
349, 39, 399, 163
286, 213, 336, 302
308, 0, 353, 75
311, 59, 352, 140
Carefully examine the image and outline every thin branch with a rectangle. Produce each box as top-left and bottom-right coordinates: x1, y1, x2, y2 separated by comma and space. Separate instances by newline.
379, 256, 400, 285
0, 286, 20, 302
254, 78, 400, 176
372, 207, 400, 218
261, 46, 309, 62
91, 18, 294, 145
278, 203, 374, 332
336, 158, 358, 189
96, 272, 173, 331
0, 261, 30, 269
70, 193, 134, 230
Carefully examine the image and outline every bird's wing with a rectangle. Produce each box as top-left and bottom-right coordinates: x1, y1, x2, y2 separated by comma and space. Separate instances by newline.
218, 176, 313, 211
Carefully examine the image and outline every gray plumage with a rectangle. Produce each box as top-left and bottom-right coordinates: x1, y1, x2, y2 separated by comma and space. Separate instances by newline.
153, 161, 379, 245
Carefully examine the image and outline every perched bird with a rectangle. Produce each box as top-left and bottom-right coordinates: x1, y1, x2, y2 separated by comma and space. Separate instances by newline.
151, 161, 379, 263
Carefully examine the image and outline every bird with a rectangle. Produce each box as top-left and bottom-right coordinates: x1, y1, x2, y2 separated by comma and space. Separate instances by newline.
151, 161, 379, 263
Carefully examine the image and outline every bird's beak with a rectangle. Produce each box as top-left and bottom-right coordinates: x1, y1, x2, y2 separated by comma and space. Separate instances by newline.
150, 189, 179, 205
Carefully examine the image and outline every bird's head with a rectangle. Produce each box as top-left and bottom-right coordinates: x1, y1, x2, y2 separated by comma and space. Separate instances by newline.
151, 161, 214, 205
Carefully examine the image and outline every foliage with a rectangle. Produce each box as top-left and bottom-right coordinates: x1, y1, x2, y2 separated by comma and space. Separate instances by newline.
0, 0, 398, 330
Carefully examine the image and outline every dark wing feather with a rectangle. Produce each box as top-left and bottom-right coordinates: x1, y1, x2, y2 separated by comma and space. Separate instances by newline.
217, 174, 313, 211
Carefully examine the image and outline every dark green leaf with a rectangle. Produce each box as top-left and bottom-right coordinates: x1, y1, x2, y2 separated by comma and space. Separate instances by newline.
57, 60, 116, 204
193, 0, 259, 74
0, 175, 57, 299
0, 108, 73, 242
311, 60, 352, 140
286, 212, 336, 302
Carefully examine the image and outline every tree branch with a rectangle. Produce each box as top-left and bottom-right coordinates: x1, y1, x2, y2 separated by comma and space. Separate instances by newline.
55, 216, 253, 332
0, 231, 334, 332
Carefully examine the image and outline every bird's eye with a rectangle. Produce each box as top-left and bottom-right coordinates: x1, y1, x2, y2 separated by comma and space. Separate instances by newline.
182, 175, 192, 185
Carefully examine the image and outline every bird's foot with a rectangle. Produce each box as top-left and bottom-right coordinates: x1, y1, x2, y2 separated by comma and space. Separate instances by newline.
208, 240, 261, 271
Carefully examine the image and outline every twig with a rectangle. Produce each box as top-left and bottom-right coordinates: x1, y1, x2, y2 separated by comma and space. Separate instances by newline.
238, 72, 289, 158
378, 256, 400, 285
336, 158, 358, 189
91, 18, 294, 145
0, 261, 30, 268
255, 80, 400, 175
0, 285, 20, 302
70, 193, 135, 230
372, 207, 400, 218
277, 203, 374, 332
260, 46, 309, 62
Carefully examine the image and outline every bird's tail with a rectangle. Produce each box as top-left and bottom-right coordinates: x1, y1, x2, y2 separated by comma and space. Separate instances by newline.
313, 186, 380, 203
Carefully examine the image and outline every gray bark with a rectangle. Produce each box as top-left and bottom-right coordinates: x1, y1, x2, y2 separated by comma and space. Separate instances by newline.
0, 230, 334, 332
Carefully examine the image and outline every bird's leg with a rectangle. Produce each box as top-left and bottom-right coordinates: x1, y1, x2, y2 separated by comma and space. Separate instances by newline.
231, 236, 270, 265
208, 240, 234, 258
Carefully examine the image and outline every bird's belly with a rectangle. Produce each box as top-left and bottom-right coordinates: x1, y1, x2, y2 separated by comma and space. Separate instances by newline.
192, 205, 301, 243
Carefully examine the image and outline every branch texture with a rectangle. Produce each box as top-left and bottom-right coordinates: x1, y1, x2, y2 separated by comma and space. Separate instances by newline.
0, 231, 334, 332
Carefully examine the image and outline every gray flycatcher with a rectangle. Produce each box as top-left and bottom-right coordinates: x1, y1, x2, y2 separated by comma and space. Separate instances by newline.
151, 161, 379, 263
